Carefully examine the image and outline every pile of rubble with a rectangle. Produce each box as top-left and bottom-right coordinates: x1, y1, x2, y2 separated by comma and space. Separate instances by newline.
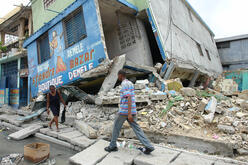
55, 78, 248, 156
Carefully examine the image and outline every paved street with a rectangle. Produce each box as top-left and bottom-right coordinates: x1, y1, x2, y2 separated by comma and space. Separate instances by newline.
1, 123, 247, 165
0, 129, 77, 165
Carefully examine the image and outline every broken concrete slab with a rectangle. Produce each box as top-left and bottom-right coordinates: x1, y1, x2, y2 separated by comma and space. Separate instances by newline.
0, 114, 23, 126
97, 148, 140, 165
69, 139, 109, 165
180, 87, 196, 97
39, 128, 50, 134
58, 130, 83, 142
169, 153, 215, 165
35, 133, 74, 149
70, 136, 95, 149
74, 120, 98, 139
217, 124, 235, 134
134, 146, 180, 165
47, 127, 74, 138
214, 159, 244, 165
8, 124, 42, 140
99, 54, 126, 95
166, 134, 234, 157
0, 121, 22, 131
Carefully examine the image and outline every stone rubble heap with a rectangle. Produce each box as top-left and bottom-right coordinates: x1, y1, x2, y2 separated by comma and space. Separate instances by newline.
61, 78, 248, 156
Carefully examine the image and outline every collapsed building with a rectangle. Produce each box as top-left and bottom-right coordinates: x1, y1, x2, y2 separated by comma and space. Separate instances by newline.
23, 0, 223, 100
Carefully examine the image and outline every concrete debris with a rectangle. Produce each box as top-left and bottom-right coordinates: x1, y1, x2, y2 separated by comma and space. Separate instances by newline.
99, 55, 126, 95
241, 101, 248, 110
166, 79, 183, 92
214, 78, 239, 95
69, 140, 109, 165
74, 120, 98, 139
8, 124, 42, 140
180, 87, 196, 97
0, 153, 23, 165
97, 148, 140, 165
217, 125, 236, 134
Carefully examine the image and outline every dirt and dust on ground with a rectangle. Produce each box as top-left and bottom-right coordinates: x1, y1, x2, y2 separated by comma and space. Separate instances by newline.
0, 127, 77, 165
1, 60, 248, 163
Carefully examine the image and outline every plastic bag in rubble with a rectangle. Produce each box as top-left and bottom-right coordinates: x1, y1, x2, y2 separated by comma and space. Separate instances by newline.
205, 96, 217, 114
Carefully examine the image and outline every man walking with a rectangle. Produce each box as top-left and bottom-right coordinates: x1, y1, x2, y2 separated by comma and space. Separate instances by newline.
104, 70, 154, 154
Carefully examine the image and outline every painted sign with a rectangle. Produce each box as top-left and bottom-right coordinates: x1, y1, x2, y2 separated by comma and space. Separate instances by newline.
27, 0, 107, 97
0, 89, 5, 105
9, 88, 19, 107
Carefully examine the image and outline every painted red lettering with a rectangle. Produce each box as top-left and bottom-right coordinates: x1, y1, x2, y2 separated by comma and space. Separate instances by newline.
70, 60, 74, 69
75, 57, 79, 67
79, 55, 84, 64
85, 52, 89, 62
90, 49, 94, 60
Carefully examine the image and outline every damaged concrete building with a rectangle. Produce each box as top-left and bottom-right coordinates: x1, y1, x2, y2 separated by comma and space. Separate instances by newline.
0, 6, 32, 107
215, 34, 248, 91
23, 0, 223, 99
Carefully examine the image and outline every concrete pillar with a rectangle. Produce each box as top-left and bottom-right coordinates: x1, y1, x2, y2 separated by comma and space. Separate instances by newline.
163, 62, 175, 80
17, 58, 21, 88
28, 13, 33, 36
189, 70, 200, 87
0, 32, 5, 45
18, 18, 25, 49
159, 62, 168, 77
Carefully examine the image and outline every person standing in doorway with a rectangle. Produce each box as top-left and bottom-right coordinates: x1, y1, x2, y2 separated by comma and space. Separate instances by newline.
104, 70, 155, 154
47, 85, 66, 132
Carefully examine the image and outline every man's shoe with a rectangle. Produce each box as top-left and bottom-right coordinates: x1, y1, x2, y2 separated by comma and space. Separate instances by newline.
104, 146, 118, 152
138, 147, 154, 155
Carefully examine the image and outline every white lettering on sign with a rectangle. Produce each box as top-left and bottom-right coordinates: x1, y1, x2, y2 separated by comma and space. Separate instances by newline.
38, 75, 63, 93
68, 63, 93, 80
66, 42, 84, 58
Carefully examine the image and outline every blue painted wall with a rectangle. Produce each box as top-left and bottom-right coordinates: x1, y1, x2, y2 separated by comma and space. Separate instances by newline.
225, 70, 248, 91
26, 0, 107, 97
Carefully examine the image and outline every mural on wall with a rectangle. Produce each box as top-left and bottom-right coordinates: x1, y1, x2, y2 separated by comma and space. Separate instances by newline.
27, 0, 107, 97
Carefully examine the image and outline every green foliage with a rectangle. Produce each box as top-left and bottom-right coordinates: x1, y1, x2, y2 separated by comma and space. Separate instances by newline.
196, 90, 228, 102
0, 41, 7, 52
160, 95, 184, 117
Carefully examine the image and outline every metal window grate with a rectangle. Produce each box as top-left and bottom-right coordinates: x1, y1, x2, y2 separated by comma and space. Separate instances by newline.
1, 60, 18, 77
64, 7, 87, 48
37, 33, 50, 64
21, 57, 28, 69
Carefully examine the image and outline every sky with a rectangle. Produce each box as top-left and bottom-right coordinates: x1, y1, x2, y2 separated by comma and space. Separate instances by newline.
1, 0, 248, 39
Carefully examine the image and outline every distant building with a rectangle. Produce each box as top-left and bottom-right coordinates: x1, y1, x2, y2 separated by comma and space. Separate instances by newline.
24, 0, 222, 99
216, 34, 248, 71
0, 6, 32, 107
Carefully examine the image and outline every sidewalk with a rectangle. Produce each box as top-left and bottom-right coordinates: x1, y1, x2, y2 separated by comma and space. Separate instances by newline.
1, 121, 247, 165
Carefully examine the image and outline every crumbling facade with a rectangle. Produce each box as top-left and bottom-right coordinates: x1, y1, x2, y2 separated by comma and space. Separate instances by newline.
24, 0, 223, 99
0, 6, 32, 107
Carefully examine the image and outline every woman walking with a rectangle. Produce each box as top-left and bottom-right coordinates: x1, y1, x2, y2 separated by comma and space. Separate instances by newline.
46, 85, 66, 132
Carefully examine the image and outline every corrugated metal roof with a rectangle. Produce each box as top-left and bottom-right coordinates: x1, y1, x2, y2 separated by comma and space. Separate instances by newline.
216, 34, 248, 43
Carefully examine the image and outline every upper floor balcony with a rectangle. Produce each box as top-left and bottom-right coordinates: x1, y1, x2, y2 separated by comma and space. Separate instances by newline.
0, 5, 32, 61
